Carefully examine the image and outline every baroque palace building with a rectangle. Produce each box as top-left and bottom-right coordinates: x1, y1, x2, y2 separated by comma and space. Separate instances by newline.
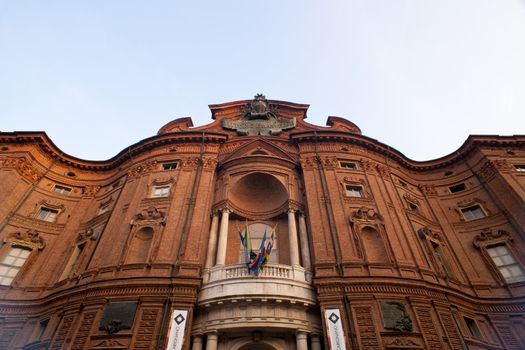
0, 95, 524, 350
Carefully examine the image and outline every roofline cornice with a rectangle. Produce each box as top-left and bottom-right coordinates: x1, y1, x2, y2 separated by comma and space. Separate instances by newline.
290, 131, 525, 171
0, 131, 228, 171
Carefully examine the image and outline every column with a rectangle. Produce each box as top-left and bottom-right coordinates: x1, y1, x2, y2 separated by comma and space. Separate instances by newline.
311, 334, 321, 350
298, 212, 312, 270
205, 332, 218, 350
288, 209, 301, 267
296, 331, 308, 350
204, 212, 220, 269
192, 335, 203, 350
215, 208, 230, 265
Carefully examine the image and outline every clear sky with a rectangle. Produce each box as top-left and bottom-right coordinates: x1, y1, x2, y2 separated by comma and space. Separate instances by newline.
1, 1, 524, 161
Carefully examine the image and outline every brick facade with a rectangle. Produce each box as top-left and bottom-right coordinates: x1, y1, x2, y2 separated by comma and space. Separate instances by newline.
0, 96, 524, 349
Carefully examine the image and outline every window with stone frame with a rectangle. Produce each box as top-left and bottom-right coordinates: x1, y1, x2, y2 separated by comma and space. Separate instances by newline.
460, 204, 486, 221
339, 161, 357, 170
463, 316, 482, 339
151, 185, 170, 198
36, 207, 59, 222
54, 185, 72, 196
0, 230, 46, 286
473, 230, 525, 284
345, 184, 363, 197
0, 247, 31, 286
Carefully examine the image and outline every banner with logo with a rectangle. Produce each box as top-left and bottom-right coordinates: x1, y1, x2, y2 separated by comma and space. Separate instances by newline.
325, 308, 347, 350
165, 309, 188, 350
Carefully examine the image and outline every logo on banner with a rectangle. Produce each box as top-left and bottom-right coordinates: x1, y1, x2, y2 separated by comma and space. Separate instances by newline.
325, 308, 347, 350
165, 309, 188, 350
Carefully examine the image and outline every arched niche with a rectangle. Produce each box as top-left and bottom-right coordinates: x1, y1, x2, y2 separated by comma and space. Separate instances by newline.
126, 226, 154, 264
229, 172, 288, 217
360, 226, 389, 264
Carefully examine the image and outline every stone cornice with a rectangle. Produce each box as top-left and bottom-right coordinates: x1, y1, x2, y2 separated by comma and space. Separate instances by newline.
290, 131, 525, 171
314, 278, 525, 314
0, 131, 228, 171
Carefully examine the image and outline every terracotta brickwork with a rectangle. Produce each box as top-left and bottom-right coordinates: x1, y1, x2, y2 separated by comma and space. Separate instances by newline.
0, 96, 524, 349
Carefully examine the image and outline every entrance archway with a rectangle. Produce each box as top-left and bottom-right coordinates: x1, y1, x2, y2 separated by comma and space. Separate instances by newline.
238, 344, 276, 350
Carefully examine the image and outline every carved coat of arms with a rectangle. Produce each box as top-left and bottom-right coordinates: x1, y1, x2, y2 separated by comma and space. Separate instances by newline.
222, 94, 296, 136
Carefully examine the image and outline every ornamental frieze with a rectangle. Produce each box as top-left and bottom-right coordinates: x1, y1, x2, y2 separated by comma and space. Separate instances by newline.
418, 184, 437, 196
128, 160, 158, 178
82, 185, 101, 197
5, 229, 46, 250
1, 157, 43, 183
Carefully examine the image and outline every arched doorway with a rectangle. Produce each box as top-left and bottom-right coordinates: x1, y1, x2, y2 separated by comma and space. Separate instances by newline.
237, 342, 277, 350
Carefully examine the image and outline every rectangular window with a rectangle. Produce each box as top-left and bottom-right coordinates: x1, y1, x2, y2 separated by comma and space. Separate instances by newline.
461, 205, 485, 221
514, 164, 525, 172
163, 162, 178, 171
152, 185, 170, 198
464, 317, 482, 339
339, 161, 356, 170
345, 185, 363, 197
487, 245, 525, 283
0, 247, 31, 286
54, 185, 71, 196
37, 207, 59, 222
449, 183, 466, 193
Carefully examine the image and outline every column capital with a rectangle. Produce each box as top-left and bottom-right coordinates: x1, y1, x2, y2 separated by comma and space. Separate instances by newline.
220, 207, 231, 214
288, 208, 296, 214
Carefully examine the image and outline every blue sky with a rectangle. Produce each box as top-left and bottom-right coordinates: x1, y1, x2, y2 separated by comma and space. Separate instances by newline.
1, 1, 524, 161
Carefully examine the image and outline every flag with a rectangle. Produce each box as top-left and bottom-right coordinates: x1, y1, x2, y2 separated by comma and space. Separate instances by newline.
264, 225, 277, 263
249, 228, 267, 273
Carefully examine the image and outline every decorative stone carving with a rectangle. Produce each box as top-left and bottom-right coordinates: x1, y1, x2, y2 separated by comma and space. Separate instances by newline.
473, 230, 512, 248
5, 230, 46, 250
478, 159, 511, 182
376, 164, 391, 179
82, 185, 101, 197
128, 160, 157, 178
385, 338, 421, 348
222, 94, 296, 136
350, 207, 384, 225
418, 184, 437, 196
99, 302, 138, 335
0, 157, 43, 183
76, 228, 97, 244
403, 193, 420, 206
418, 227, 441, 241
131, 206, 166, 227
381, 302, 413, 332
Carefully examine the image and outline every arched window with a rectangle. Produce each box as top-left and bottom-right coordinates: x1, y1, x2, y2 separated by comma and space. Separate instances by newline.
361, 226, 388, 264
126, 227, 154, 264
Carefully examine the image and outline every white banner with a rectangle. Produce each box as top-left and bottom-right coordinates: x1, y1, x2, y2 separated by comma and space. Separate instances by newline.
325, 308, 347, 350
165, 309, 188, 350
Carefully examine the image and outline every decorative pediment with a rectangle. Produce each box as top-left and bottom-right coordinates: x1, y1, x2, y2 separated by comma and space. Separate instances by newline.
473, 230, 512, 248
5, 230, 45, 250
131, 206, 166, 227
221, 139, 296, 163
222, 94, 296, 136
350, 207, 384, 225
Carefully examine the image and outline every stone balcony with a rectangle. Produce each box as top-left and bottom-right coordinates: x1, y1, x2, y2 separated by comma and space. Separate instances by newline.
198, 264, 316, 307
